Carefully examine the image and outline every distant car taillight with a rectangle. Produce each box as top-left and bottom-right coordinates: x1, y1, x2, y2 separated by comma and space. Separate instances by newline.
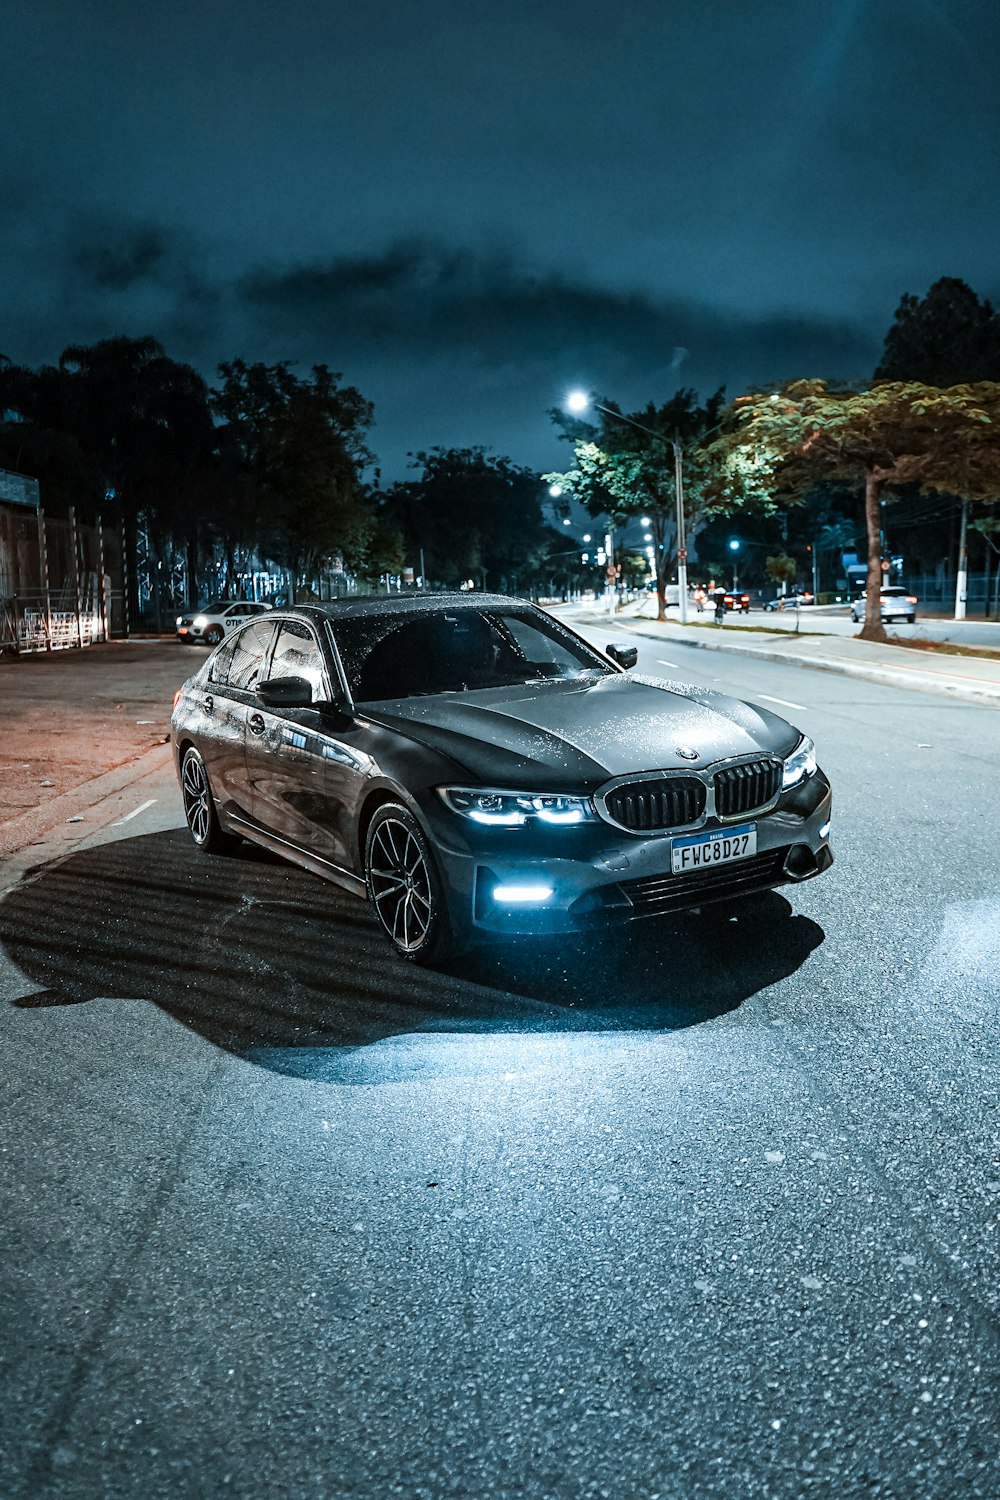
906, 596, 917, 603
173, 689, 183, 710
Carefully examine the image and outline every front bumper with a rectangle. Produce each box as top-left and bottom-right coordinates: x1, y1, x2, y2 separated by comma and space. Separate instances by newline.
425, 771, 833, 936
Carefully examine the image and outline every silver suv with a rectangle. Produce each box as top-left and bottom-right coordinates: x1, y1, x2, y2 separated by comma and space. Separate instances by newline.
851, 586, 918, 624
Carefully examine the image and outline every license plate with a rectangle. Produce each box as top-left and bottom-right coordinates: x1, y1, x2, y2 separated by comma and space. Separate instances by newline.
671, 823, 757, 874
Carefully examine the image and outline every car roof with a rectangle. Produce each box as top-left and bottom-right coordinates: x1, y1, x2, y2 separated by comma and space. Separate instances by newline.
295, 592, 535, 622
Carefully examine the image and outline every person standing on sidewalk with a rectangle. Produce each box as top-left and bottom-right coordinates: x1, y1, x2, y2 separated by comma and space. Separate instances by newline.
713, 588, 727, 625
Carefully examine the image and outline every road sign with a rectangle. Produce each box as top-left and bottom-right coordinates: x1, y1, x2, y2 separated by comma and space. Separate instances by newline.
606, 565, 617, 580
0, 468, 40, 510
677, 547, 688, 562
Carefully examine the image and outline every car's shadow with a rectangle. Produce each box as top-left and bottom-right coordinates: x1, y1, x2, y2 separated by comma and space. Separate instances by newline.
2, 830, 824, 1079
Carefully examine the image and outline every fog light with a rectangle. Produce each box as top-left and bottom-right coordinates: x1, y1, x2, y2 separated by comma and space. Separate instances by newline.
493, 884, 554, 904
819, 819, 831, 840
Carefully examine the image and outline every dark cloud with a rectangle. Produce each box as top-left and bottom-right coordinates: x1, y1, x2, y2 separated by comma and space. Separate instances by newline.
1, 216, 880, 474
241, 240, 879, 387
72, 224, 170, 292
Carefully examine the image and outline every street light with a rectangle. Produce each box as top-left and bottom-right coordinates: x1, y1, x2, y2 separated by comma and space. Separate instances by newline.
564, 393, 691, 624
728, 538, 740, 591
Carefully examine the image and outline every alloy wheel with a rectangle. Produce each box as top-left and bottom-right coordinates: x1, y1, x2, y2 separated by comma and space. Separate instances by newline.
368, 816, 435, 953
181, 751, 213, 844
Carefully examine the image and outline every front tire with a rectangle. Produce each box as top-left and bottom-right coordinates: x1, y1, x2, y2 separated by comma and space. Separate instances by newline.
180, 747, 240, 854
204, 625, 224, 647
365, 804, 456, 963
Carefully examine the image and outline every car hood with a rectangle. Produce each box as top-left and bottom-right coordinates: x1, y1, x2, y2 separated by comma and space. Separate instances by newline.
363, 673, 800, 788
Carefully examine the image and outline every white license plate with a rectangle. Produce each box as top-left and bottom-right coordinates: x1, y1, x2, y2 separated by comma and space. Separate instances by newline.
671, 823, 757, 874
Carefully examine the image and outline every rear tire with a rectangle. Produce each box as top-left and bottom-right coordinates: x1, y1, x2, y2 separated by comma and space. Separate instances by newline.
180, 747, 241, 855
365, 803, 457, 964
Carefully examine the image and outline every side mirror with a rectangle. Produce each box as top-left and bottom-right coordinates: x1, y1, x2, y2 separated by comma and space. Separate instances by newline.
257, 675, 314, 708
606, 642, 638, 670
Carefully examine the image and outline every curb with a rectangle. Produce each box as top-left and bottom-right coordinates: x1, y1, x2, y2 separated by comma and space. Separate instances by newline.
0, 740, 174, 861
614, 619, 1000, 707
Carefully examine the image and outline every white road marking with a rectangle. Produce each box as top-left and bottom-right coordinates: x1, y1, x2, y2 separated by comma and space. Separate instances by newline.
656, 659, 682, 669
758, 693, 808, 712
112, 798, 158, 826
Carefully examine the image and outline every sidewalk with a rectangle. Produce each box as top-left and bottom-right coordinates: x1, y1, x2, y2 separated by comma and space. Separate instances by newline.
0, 640, 189, 854
567, 601, 1000, 707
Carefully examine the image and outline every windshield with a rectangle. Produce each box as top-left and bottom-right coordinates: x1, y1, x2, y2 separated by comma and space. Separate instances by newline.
331, 607, 613, 703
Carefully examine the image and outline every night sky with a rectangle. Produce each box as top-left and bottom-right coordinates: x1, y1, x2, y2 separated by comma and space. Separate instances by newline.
3, 0, 998, 477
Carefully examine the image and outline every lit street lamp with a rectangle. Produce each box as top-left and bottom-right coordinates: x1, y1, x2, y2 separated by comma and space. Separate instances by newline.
729, 537, 740, 591
565, 391, 692, 624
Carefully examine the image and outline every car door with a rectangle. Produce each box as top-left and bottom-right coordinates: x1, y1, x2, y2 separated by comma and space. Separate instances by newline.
247, 619, 369, 869
223, 602, 255, 634
201, 617, 279, 819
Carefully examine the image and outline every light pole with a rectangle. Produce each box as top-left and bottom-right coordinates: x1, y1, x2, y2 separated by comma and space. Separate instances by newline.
728, 537, 740, 592
566, 391, 693, 624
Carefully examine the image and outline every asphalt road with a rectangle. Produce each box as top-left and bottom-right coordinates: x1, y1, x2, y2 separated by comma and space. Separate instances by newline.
1, 634, 998, 1499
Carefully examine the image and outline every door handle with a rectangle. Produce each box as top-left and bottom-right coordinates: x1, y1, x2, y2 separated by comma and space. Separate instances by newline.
248, 713, 265, 736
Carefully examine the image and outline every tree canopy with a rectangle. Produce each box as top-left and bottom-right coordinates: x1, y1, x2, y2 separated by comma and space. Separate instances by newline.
386, 447, 549, 591
546, 389, 739, 618
212, 360, 376, 593
875, 278, 1000, 386
719, 380, 1000, 639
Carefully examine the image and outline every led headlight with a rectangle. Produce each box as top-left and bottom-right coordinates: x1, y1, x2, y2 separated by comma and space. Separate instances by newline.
782, 735, 817, 789
439, 788, 595, 827
192, 614, 208, 629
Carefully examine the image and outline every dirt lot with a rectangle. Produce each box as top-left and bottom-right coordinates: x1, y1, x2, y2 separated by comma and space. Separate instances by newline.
0, 640, 198, 822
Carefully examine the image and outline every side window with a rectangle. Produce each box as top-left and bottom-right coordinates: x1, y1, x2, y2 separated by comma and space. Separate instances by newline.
228, 620, 278, 692
209, 633, 240, 685
269, 621, 327, 701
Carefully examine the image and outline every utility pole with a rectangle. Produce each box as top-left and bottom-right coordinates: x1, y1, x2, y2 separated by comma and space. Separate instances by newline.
673, 438, 689, 625
955, 501, 969, 620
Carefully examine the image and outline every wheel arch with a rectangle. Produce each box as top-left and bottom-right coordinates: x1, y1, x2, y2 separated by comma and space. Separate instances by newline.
357, 786, 419, 868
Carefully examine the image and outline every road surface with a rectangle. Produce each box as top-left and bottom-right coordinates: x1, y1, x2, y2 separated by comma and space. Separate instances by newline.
1, 634, 998, 1499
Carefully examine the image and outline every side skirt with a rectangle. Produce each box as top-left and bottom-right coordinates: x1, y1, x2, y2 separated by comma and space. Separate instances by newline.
225, 812, 367, 899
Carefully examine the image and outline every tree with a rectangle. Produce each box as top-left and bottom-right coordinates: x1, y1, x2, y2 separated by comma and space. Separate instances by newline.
765, 554, 798, 589
876, 278, 1000, 386
0, 336, 217, 619
546, 389, 744, 621
212, 360, 375, 595
386, 448, 548, 591
720, 380, 1000, 642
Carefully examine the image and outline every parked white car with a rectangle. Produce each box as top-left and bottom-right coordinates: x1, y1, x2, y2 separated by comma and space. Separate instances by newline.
176, 599, 272, 646
851, 586, 918, 624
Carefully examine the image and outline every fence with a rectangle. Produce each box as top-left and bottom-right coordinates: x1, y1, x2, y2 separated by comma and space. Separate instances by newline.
0, 506, 124, 653
907, 570, 1000, 616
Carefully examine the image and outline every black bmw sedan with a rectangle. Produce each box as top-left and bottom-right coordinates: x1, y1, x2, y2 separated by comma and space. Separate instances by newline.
171, 594, 832, 962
